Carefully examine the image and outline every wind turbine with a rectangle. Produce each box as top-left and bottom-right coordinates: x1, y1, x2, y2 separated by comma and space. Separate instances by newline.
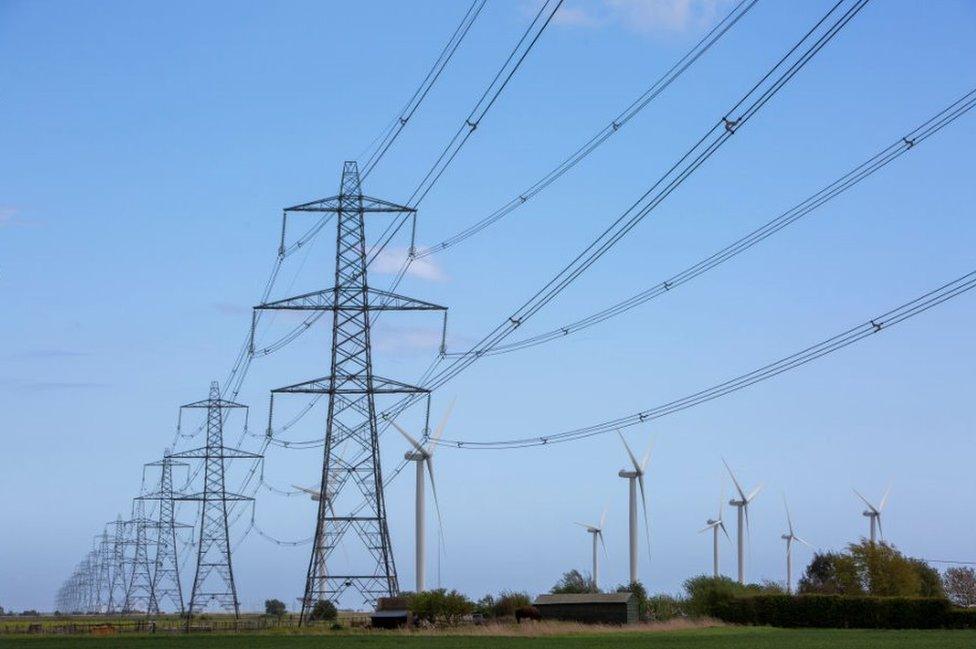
853, 486, 890, 544
575, 508, 607, 591
389, 400, 454, 592
699, 490, 731, 578
291, 483, 335, 597
617, 430, 652, 585
723, 459, 762, 585
781, 498, 811, 594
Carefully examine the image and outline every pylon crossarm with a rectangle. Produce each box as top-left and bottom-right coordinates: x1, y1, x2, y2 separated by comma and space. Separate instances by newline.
255, 287, 446, 312
284, 194, 414, 214
180, 397, 247, 409
177, 491, 254, 502
271, 374, 429, 395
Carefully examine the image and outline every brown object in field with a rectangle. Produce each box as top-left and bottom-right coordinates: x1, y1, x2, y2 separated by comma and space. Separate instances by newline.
515, 606, 541, 623
90, 624, 117, 636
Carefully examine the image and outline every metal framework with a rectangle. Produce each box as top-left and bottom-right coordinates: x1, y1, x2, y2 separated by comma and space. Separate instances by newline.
172, 382, 261, 618
122, 500, 158, 614
137, 449, 191, 614
257, 161, 445, 619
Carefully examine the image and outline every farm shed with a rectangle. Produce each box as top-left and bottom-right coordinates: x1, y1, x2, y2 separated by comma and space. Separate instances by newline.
533, 592, 638, 625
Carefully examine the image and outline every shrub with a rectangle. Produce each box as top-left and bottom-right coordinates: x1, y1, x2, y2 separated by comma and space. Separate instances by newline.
264, 598, 286, 617
491, 591, 532, 618
407, 589, 474, 626
683, 575, 750, 618
309, 599, 338, 622
943, 567, 976, 607
712, 594, 966, 629
551, 569, 596, 594
644, 594, 686, 621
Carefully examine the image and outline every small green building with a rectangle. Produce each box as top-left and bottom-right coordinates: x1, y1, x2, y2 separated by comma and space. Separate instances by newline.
533, 592, 638, 625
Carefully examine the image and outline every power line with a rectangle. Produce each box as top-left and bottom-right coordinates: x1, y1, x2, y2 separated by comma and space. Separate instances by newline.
418, 0, 760, 258
436, 266, 976, 449
438, 87, 976, 358
420, 0, 872, 395
360, 0, 489, 179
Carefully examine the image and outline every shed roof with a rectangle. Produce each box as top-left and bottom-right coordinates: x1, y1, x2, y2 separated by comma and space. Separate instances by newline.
534, 593, 635, 605
370, 609, 409, 618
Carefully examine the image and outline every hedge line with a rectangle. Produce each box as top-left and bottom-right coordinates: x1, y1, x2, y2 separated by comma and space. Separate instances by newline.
713, 595, 976, 629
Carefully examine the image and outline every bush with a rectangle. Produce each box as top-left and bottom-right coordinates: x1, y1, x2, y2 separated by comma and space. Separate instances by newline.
264, 598, 286, 617
712, 594, 970, 629
551, 569, 596, 594
406, 589, 474, 626
491, 591, 532, 618
683, 575, 750, 618
309, 599, 338, 622
644, 594, 686, 621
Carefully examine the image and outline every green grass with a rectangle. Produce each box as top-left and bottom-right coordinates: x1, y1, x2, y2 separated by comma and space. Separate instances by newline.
3, 628, 976, 649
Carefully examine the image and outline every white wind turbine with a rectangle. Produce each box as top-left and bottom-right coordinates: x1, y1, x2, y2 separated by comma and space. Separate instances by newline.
575, 508, 607, 591
723, 459, 762, 585
389, 400, 454, 592
853, 486, 890, 544
291, 483, 335, 595
617, 430, 652, 585
699, 489, 731, 578
781, 498, 811, 594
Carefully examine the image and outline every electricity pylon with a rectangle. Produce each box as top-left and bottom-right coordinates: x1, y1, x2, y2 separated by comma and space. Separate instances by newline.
93, 529, 114, 612
106, 516, 127, 612
137, 449, 191, 614
172, 382, 261, 618
122, 500, 158, 614
256, 161, 446, 618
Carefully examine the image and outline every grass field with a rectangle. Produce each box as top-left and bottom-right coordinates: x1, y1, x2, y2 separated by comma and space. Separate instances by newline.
3, 627, 976, 649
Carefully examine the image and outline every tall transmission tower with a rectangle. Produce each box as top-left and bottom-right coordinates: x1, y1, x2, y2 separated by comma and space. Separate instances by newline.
122, 499, 158, 614
172, 382, 261, 618
106, 515, 127, 613
256, 161, 446, 617
137, 450, 191, 614
93, 529, 114, 612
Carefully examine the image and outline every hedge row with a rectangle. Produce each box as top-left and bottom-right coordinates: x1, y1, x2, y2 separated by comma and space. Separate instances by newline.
713, 595, 976, 629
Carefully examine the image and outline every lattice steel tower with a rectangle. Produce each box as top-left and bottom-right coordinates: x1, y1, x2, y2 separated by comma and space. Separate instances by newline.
123, 499, 158, 614
172, 382, 261, 618
138, 449, 191, 614
256, 161, 445, 618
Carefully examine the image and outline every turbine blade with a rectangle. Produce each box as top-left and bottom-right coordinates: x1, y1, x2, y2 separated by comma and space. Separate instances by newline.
698, 523, 716, 534
618, 430, 641, 473
852, 488, 877, 513
723, 458, 747, 501
877, 515, 885, 542
795, 535, 813, 548
879, 484, 891, 512
640, 436, 654, 472
574, 522, 592, 530
746, 483, 763, 503
599, 530, 608, 558
425, 456, 444, 545
638, 472, 652, 562
427, 397, 456, 454
599, 506, 607, 530
783, 495, 794, 535
390, 418, 425, 453
720, 520, 732, 544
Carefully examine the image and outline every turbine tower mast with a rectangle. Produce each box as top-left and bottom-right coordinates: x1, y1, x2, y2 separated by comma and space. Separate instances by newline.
616, 431, 652, 585
723, 459, 761, 585
255, 161, 447, 618
390, 400, 453, 593
171, 382, 262, 619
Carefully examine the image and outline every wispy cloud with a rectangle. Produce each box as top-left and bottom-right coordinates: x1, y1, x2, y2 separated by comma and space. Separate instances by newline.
373, 246, 446, 282
554, 0, 731, 34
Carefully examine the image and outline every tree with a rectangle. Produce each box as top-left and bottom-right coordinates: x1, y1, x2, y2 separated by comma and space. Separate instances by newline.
683, 575, 751, 617
943, 567, 976, 607
491, 591, 531, 618
551, 569, 596, 594
264, 598, 286, 617
799, 542, 943, 598
407, 589, 473, 626
616, 580, 648, 619
908, 559, 945, 598
309, 599, 337, 622
798, 551, 863, 595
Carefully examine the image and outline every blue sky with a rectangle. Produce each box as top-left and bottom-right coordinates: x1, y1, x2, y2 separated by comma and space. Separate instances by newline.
2, 0, 976, 611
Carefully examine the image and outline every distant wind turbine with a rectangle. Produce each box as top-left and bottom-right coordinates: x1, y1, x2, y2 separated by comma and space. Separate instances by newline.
853, 485, 890, 544
781, 497, 811, 594
575, 508, 607, 591
617, 430, 652, 585
723, 459, 762, 585
390, 399, 454, 592
699, 489, 731, 578
291, 483, 335, 595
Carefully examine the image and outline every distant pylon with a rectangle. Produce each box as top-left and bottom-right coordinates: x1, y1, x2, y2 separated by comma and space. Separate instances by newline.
256, 161, 446, 617
123, 500, 158, 614
137, 449, 192, 614
106, 516, 127, 613
172, 381, 261, 618
93, 529, 113, 612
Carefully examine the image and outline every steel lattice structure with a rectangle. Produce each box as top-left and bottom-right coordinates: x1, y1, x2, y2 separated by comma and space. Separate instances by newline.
137, 450, 191, 614
257, 161, 445, 618
122, 500, 158, 614
172, 382, 261, 618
